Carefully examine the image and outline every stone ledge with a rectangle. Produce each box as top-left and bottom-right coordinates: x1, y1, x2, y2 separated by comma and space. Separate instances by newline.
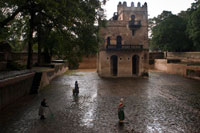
0, 72, 35, 88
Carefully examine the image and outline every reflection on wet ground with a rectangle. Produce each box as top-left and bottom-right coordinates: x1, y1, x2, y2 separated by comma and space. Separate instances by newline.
1, 70, 200, 133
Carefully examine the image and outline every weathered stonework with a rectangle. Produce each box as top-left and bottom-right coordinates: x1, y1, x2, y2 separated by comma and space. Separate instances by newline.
153, 52, 200, 80
97, 1, 149, 77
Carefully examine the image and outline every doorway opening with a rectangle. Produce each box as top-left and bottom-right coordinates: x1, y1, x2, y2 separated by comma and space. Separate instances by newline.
132, 55, 139, 75
111, 55, 118, 76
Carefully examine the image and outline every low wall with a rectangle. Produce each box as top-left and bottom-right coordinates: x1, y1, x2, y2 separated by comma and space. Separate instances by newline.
0, 52, 45, 71
154, 59, 200, 80
11, 52, 42, 66
186, 66, 200, 80
0, 63, 68, 110
0, 72, 35, 110
154, 59, 168, 72
39, 63, 68, 91
149, 52, 164, 60
149, 52, 164, 66
78, 55, 97, 69
154, 59, 187, 76
167, 52, 200, 63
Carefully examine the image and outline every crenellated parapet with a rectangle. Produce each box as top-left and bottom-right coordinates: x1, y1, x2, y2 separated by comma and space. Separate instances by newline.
118, 1, 147, 8
117, 1, 147, 14
116, 1, 148, 21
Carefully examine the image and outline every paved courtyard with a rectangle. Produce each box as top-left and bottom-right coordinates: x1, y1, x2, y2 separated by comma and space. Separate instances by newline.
1, 70, 200, 133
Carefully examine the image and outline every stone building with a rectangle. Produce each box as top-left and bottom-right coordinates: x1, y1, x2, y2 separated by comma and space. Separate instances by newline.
97, 1, 149, 77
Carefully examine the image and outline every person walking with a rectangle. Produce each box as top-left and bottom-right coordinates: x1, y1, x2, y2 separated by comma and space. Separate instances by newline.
39, 98, 48, 120
118, 98, 125, 123
73, 81, 79, 96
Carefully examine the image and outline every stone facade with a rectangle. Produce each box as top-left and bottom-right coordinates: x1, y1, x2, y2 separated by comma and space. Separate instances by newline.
97, 1, 149, 77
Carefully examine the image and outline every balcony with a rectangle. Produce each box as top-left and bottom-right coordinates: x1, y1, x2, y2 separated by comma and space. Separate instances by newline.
129, 20, 141, 35
106, 44, 143, 51
129, 20, 141, 29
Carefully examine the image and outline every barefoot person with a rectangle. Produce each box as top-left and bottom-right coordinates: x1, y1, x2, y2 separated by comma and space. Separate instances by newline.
118, 98, 125, 123
39, 98, 48, 120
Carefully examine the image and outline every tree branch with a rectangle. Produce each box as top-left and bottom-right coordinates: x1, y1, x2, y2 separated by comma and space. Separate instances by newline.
0, 6, 26, 28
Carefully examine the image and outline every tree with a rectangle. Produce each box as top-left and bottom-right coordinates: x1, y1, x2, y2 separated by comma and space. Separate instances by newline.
148, 11, 173, 43
151, 11, 192, 52
187, 0, 200, 51
0, 0, 107, 69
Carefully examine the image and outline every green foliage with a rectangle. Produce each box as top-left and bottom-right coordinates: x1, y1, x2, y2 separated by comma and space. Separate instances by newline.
150, 1, 200, 52
151, 14, 192, 52
148, 11, 173, 39
187, 3, 200, 50
0, 0, 107, 68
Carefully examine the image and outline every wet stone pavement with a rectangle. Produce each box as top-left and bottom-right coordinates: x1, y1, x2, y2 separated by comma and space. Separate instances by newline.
1, 70, 200, 133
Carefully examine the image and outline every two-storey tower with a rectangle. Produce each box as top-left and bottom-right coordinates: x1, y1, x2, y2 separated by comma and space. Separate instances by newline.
97, 1, 149, 77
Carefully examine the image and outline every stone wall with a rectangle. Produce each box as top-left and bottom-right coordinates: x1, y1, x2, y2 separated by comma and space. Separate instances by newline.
11, 52, 41, 66
154, 59, 168, 72
78, 55, 97, 69
167, 52, 200, 63
0, 72, 35, 110
0, 52, 43, 71
38, 63, 68, 91
186, 66, 200, 80
149, 52, 164, 68
154, 59, 187, 76
149, 52, 164, 60
154, 59, 200, 80
0, 63, 68, 110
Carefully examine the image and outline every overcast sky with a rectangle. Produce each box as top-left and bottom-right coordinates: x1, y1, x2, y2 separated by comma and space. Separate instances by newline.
103, 0, 195, 19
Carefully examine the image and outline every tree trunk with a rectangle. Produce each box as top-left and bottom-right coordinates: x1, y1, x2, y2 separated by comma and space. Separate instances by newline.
27, 11, 35, 69
44, 48, 51, 63
37, 25, 42, 66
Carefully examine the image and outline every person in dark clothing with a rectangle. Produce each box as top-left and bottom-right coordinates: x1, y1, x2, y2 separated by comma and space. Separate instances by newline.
39, 98, 48, 120
73, 81, 79, 96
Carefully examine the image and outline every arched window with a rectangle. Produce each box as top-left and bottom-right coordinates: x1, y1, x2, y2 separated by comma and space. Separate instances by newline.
116, 36, 122, 48
131, 15, 135, 23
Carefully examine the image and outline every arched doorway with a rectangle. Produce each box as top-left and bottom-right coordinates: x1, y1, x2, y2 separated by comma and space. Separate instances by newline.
111, 55, 118, 76
116, 36, 122, 48
132, 55, 139, 75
